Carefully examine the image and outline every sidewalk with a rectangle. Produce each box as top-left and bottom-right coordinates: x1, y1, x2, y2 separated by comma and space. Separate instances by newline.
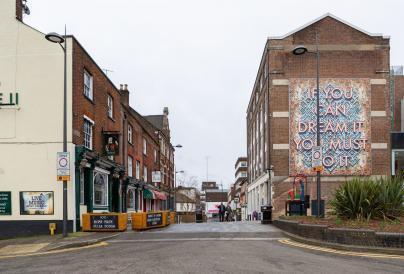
0, 232, 119, 257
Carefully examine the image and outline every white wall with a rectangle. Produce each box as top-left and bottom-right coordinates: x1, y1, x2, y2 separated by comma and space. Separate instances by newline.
0, 0, 75, 224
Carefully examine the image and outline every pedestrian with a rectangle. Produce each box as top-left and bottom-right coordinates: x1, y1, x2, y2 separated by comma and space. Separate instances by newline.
218, 202, 226, 222
225, 203, 232, 222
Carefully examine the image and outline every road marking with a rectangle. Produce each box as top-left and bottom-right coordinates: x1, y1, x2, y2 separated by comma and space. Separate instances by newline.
278, 239, 404, 260
0, 242, 108, 260
108, 237, 286, 243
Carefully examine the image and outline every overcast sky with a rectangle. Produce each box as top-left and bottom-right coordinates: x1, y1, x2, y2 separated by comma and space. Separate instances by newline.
25, 0, 404, 188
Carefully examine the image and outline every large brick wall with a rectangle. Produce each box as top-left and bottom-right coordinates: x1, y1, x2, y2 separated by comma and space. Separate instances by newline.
247, 15, 391, 211
72, 38, 123, 165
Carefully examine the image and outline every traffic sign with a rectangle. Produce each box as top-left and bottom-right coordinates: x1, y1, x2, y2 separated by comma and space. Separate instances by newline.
57, 152, 70, 181
312, 146, 322, 169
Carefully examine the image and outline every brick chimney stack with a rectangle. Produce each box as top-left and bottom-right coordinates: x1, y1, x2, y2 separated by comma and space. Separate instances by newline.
16, 0, 23, 21
120, 84, 130, 107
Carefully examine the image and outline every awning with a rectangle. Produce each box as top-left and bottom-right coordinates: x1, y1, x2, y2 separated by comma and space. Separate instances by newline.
152, 190, 167, 200
143, 189, 155, 200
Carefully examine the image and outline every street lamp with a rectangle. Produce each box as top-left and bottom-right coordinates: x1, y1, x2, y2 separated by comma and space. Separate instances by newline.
173, 170, 184, 214
45, 28, 68, 236
292, 31, 322, 218
174, 144, 183, 148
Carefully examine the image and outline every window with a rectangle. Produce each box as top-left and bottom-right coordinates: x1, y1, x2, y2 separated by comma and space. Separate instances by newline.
143, 138, 147, 155
127, 189, 134, 208
107, 95, 113, 118
128, 156, 133, 177
80, 169, 85, 204
136, 161, 140, 180
241, 162, 247, 167
143, 166, 148, 182
93, 171, 108, 207
154, 149, 157, 164
83, 118, 93, 150
84, 70, 93, 100
128, 124, 133, 144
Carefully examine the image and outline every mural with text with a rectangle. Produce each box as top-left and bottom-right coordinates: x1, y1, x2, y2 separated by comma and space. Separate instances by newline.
289, 78, 371, 176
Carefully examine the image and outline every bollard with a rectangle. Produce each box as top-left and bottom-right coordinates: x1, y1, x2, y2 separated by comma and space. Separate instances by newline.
49, 223, 56, 236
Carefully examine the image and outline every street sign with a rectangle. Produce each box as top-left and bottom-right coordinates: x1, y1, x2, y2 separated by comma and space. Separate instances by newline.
152, 171, 161, 183
57, 152, 70, 181
311, 146, 322, 169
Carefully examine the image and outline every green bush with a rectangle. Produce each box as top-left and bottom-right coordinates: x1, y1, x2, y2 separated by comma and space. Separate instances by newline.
330, 177, 404, 220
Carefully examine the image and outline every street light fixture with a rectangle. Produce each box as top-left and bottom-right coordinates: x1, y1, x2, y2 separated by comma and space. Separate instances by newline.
292, 31, 322, 218
174, 144, 183, 148
45, 28, 68, 236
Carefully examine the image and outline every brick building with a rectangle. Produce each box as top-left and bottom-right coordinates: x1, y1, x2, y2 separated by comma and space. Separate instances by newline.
246, 13, 391, 216
0, 0, 176, 237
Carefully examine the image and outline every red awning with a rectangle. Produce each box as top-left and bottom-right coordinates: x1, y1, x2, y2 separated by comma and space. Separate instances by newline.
152, 190, 167, 200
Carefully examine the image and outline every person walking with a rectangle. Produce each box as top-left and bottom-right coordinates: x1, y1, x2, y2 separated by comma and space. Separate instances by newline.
218, 202, 226, 222
225, 203, 232, 222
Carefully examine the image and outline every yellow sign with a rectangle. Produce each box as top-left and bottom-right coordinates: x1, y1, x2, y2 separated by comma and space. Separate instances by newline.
57, 175, 70, 181
313, 166, 324, 172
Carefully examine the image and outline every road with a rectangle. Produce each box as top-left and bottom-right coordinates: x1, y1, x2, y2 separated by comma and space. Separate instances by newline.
1, 222, 403, 273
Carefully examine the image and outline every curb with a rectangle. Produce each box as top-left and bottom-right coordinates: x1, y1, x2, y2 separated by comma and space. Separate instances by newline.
46, 233, 120, 251
281, 231, 404, 256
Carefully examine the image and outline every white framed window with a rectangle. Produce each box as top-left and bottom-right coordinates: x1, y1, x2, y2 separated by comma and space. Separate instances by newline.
83, 117, 94, 150
143, 138, 147, 155
154, 149, 157, 164
136, 161, 140, 180
128, 156, 133, 177
84, 69, 93, 100
80, 168, 85, 204
93, 171, 108, 207
128, 124, 133, 144
143, 166, 148, 182
107, 95, 113, 118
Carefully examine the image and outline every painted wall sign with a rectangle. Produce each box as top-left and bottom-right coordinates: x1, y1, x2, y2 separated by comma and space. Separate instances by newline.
20, 191, 54, 215
289, 79, 371, 176
0, 192, 11, 215
90, 215, 118, 230
146, 212, 162, 227
0, 92, 19, 106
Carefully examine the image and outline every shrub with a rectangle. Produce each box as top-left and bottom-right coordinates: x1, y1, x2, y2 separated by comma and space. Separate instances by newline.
330, 177, 404, 220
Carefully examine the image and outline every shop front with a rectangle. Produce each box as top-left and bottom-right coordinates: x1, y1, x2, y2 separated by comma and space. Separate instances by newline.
75, 146, 124, 230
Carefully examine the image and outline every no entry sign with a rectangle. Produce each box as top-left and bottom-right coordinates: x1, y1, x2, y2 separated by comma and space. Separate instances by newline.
57, 152, 70, 181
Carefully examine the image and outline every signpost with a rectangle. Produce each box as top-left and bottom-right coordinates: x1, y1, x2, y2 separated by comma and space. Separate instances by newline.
57, 152, 70, 181
0, 192, 11, 215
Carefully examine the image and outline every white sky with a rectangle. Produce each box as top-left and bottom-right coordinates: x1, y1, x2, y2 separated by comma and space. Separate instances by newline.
25, 0, 404, 188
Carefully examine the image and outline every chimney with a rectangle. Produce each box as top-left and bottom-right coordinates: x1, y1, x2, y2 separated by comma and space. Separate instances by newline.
163, 107, 169, 116
16, 0, 23, 21
120, 84, 130, 107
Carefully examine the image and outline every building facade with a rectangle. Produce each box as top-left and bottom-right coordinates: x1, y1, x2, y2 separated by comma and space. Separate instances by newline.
246, 14, 391, 216
0, 0, 176, 237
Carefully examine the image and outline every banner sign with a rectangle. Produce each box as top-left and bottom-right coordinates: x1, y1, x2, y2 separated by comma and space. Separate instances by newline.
0, 192, 11, 215
20, 191, 54, 215
90, 215, 118, 230
146, 213, 162, 227
289, 79, 371, 176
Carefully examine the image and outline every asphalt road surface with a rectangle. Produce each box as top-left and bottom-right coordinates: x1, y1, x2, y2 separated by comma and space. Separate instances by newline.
1, 222, 403, 274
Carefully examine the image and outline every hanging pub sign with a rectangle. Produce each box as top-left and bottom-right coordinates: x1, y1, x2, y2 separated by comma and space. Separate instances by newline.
20, 191, 54, 215
0, 192, 12, 215
103, 132, 120, 156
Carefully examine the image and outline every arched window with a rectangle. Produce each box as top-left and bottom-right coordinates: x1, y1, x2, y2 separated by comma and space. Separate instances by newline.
93, 172, 108, 206
127, 189, 134, 208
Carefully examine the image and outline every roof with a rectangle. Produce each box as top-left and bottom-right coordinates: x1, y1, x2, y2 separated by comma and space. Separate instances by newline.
268, 13, 388, 40
144, 115, 164, 130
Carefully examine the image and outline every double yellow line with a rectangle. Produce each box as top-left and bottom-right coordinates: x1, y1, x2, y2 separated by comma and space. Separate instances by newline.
0, 242, 108, 260
278, 239, 404, 260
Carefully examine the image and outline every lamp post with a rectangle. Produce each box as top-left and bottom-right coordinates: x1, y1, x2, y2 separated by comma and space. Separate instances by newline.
292, 31, 322, 218
45, 28, 68, 235
172, 144, 182, 211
